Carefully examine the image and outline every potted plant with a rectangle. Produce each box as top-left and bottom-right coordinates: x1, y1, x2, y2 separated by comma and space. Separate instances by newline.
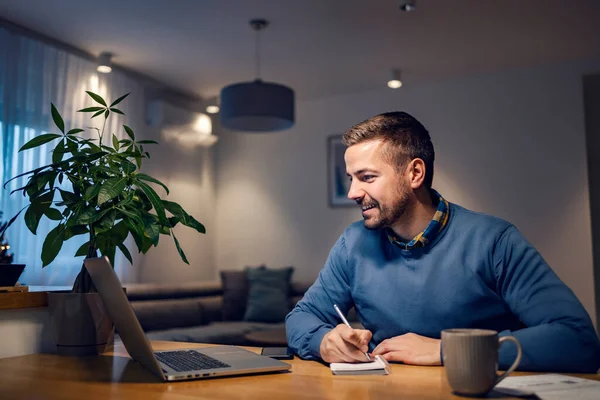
0, 91, 205, 355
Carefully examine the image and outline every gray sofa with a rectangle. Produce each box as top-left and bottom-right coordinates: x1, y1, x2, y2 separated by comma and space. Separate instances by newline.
124, 280, 310, 346
124, 280, 361, 346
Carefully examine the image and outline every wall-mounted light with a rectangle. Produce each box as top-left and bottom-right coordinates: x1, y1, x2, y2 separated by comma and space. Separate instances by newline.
387, 69, 403, 89
97, 52, 113, 74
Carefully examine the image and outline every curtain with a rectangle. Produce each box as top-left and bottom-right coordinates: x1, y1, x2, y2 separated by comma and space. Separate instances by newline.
0, 25, 145, 286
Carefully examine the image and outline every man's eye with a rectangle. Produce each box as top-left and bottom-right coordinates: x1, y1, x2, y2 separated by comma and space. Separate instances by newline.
362, 175, 375, 181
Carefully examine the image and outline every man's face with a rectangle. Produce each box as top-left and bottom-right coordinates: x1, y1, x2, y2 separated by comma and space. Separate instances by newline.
344, 139, 411, 230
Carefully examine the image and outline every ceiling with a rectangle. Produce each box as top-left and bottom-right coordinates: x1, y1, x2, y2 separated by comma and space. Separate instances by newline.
1, 0, 600, 101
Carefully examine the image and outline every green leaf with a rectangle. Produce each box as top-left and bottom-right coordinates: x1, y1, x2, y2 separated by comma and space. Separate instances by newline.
96, 209, 117, 232
59, 189, 79, 205
52, 139, 66, 164
135, 173, 169, 195
112, 134, 120, 151
171, 231, 189, 264
116, 207, 145, 228
24, 205, 41, 234
3, 165, 49, 189
121, 159, 136, 174
110, 108, 125, 115
117, 243, 133, 265
51, 104, 65, 133
123, 125, 135, 141
136, 140, 158, 145
64, 225, 89, 240
142, 213, 160, 246
41, 224, 66, 267
135, 156, 142, 169
86, 91, 107, 106
98, 177, 127, 205
110, 220, 130, 244
84, 184, 101, 202
73, 207, 110, 225
104, 109, 110, 119
78, 107, 104, 113
162, 200, 205, 234
44, 208, 63, 221
110, 93, 130, 107
75, 241, 90, 257
19, 134, 62, 152
58, 174, 64, 185
91, 109, 105, 118
67, 128, 84, 135
136, 181, 167, 224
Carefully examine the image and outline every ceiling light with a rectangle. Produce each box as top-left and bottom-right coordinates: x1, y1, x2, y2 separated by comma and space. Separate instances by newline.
97, 52, 112, 73
220, 19, 295, 132
399, 1, 417, 12
387, 69, 403, 89
206, 105, 220, 114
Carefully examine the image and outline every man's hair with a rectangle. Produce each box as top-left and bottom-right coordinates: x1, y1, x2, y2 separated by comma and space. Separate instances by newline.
342, 111, 435, 189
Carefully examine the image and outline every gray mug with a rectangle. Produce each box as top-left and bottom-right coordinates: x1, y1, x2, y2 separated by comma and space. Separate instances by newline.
441, 329, 522, 396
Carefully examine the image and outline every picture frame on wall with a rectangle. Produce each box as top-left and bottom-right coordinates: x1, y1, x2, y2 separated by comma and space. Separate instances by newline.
327, 135, 354, 207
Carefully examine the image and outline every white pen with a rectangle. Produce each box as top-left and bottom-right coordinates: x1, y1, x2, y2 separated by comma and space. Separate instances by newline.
333, 304, 371, 361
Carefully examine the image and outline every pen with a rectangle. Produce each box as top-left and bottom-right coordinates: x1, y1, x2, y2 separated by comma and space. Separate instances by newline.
333, 304, 371, 361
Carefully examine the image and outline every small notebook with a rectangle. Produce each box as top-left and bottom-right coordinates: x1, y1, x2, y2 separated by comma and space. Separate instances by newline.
330, 355, 390, 375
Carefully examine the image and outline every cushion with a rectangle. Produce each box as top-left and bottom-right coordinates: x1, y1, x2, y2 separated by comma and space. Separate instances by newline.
220, 269, 253, 321
243, 266, 294, 323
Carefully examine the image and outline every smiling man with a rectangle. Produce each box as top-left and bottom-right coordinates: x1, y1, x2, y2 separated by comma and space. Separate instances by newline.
285, 112, 600, 372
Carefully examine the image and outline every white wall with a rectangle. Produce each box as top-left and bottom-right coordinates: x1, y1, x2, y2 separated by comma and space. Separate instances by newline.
133, 110, 218, 283
214, 58, 600, 327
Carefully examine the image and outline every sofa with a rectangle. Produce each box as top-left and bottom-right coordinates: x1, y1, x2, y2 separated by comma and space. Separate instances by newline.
124, 275, 359, 347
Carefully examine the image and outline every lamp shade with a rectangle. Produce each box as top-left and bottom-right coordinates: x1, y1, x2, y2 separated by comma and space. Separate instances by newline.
220, 79, 295, 132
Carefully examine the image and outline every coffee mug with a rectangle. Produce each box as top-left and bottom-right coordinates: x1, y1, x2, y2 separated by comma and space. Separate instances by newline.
441, 329, 522, 396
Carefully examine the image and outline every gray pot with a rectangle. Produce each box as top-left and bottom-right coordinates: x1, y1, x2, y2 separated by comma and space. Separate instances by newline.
47, 292, 113, 357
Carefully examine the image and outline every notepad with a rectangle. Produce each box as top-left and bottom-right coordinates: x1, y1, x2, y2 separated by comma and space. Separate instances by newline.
330, 355, 390, 375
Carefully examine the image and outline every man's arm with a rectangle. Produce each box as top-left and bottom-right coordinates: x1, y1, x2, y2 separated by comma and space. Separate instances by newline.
494, 225, 600, 373
285, 235, 356, 360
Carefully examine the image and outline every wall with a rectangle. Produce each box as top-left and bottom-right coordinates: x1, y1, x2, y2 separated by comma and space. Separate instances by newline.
134, 100, 218, 283
584, 73, 600, 328
213, 58, 600, 328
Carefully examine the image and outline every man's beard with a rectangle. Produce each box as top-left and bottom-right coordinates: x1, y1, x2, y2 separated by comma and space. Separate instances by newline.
360, 189, 410, 230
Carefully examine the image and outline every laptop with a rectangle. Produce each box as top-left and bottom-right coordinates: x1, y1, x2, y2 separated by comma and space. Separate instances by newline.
84, 256, 291, 381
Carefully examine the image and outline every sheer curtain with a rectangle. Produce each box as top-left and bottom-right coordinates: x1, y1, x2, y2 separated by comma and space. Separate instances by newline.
0, 25, 145, 286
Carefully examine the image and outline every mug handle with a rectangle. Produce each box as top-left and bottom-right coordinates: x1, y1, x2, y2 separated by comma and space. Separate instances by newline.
495, 336, 523, 385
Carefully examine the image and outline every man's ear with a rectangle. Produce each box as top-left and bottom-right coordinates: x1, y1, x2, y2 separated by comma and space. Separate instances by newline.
407, 158, 426, 189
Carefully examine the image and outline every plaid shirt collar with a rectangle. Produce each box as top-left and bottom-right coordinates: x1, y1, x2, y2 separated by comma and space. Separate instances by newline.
387, 189, 450, 250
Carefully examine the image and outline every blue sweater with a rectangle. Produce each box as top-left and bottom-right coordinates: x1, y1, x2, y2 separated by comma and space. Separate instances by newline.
285, 203, 600, 373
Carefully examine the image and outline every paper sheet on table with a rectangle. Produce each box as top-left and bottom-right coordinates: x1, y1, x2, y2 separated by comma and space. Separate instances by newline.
495, 374, 600, 399
330, 355, 390, 375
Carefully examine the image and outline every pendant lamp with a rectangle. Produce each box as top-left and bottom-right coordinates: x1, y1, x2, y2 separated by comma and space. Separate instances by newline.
220, 19, 295, 132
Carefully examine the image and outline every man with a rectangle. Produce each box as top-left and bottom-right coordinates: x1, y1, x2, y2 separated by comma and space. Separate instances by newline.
285, 112, 600, 372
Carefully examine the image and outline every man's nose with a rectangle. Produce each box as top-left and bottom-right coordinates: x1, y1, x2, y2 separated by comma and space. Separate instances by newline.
347, 181, 363, 201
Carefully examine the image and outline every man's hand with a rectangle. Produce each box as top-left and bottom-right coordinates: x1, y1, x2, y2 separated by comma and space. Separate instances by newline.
320, 324, 372, 363
371, 333, 441, 365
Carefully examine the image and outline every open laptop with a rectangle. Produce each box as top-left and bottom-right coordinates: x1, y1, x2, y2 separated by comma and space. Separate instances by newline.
84, 256, 291, 381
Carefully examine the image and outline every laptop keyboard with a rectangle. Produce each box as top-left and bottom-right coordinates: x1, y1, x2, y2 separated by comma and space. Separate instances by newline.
155, 350, 231, 372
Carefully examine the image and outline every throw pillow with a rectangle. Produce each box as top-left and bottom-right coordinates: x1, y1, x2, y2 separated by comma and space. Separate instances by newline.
243, 266, 294, 323
220, 268, 255, 321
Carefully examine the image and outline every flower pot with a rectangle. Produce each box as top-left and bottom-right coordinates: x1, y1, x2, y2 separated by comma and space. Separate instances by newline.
47, 292, 113, 357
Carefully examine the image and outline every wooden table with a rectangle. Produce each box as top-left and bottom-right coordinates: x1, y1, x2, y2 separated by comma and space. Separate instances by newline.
0, 340, 597, 399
